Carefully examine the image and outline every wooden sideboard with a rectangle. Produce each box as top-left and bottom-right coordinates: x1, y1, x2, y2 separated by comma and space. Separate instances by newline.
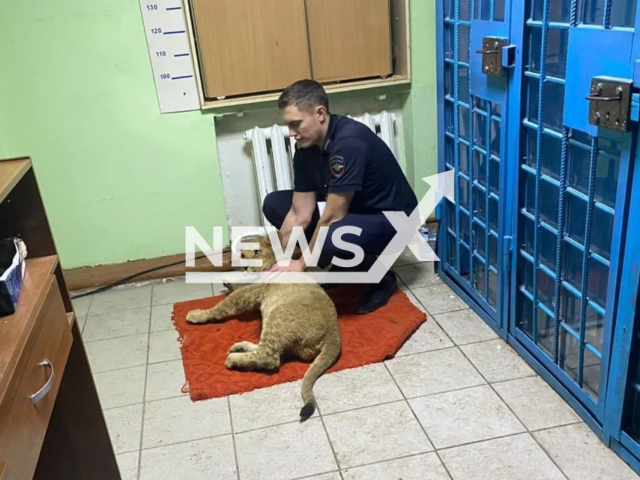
0, 158, 120, 480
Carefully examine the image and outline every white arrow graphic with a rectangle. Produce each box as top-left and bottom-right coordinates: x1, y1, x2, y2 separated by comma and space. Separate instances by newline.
186, 170, 456, 284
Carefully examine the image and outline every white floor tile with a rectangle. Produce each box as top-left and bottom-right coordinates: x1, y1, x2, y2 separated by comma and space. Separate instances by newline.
534, 423, 640, 480
323, 401, 433, 469
396, 319, 454, 357
434, 309, 498, 345
315, 363, 403, 415
440, 434, 565, 480
410, 385, 525, 449
494, 376, 580, 431
139, 436, 237, 480
150, 304, 175, 332
152, 277, 212, 306
89, 285, 153, 315
142, 396, 231, 449
386, 348, 485, 399
72, 294, 93, 317
82, 307, 150, 342
103, 404, 143, 454
460, 339, 535, 383
342, 452, 451, 480
229, 381, 307, 433
235, 418, 337, 480
116, 451, 139, 480
148, 329, 181, 364
411, 284, 468, 315
85, 334, 148, 373
95, 365, 146, 409
145, 359, 187, 402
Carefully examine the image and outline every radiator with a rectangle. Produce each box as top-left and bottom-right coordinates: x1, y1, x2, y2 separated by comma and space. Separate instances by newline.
244, 111, 400, 226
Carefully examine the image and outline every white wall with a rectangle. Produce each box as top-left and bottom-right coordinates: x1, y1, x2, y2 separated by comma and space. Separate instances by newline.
214, 93, 407, 228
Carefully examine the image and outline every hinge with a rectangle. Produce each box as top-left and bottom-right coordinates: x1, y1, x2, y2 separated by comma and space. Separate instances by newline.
502, 235, 513, 272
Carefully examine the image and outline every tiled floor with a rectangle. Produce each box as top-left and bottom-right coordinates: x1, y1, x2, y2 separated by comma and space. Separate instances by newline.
72, 266, 640, 480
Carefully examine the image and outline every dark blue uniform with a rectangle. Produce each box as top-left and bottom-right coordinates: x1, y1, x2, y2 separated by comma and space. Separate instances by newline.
263, 114, 418, 269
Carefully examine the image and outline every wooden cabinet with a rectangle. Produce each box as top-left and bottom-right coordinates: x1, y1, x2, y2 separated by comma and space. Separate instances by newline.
0, 273, 71, 480
191, 0, 311, 98
186, 0, 409, 107
306, 0, 392, 83
0, 158, 120, 480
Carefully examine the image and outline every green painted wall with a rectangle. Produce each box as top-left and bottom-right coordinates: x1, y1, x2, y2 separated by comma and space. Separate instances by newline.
403, 2, 439, 202
0, 0, 227, 269
0, 0, 438, 269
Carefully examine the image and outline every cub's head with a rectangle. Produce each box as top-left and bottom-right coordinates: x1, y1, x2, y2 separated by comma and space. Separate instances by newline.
238, 233, 280, 272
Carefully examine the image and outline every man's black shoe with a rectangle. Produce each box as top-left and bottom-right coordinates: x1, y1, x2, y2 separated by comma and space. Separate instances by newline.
355, 270, 398, 314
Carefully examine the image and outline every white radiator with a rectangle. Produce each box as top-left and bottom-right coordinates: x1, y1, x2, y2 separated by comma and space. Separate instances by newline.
244, 111, 400, 226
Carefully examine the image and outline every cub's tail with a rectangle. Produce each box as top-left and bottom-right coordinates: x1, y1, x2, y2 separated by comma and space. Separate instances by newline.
299, 331, 341, 420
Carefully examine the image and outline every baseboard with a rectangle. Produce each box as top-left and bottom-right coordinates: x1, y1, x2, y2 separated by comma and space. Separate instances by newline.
64, 251, 233, 292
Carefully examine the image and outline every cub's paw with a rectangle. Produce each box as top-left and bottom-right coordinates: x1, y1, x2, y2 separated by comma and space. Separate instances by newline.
228, 341, 253, 354
225, 353, 241, 369
186, 309, 212, 324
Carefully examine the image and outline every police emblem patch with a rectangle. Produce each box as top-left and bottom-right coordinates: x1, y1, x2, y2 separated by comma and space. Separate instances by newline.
329, 156, 346, 178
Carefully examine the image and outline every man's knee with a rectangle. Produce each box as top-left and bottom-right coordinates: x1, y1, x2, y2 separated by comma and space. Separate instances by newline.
262, 190, 293, 228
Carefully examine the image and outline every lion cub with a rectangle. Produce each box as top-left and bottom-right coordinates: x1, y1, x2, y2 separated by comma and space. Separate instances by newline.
186, 234, 341, 420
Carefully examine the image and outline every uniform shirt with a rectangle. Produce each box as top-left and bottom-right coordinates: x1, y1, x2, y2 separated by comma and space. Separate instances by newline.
293, 114, 418, 216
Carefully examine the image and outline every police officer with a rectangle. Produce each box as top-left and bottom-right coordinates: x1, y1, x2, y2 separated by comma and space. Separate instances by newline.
264, 80, 418, 313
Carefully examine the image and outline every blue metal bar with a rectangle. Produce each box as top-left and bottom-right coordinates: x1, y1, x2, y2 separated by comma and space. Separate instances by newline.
522, 120, 564, 139
485, 100, 492, 300
526, 20, 572, 28
444, 19, 471, 26
554, 128, 570, 362
566, 187, 617, 216
578, 138, 599, 387
521, 163, 561, 188
490, 0, 495, 21
520, 208, 558, 235
560, 322, 603, 359
468, 0, 476, 291
474, 252, 487, 267
603, 0, 612, 28
523, 71, 567, 85
454, 0, 461, 274
471, 181, 500, 202
472, 249, 499, 272
570, 0, 579, 26
519, 248, 607, 317
534, 0, 549, 342
472, 216, 500, 239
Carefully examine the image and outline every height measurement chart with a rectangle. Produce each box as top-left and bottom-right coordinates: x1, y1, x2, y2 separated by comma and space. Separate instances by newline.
139, 0, 200, 113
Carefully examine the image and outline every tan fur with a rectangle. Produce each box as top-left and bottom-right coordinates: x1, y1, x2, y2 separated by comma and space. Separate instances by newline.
186, 234, 341, 419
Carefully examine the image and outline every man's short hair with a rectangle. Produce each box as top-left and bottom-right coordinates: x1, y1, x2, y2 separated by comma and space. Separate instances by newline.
278, 80, 329, 113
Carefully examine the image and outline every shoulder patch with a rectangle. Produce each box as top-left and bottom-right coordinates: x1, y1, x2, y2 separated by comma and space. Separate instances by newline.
329, 156, 346, 178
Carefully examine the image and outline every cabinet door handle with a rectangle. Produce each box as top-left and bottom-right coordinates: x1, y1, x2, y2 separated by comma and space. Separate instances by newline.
29, 360, 55, 404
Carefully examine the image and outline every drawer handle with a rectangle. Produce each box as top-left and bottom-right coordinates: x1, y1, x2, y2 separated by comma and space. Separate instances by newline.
29, 360, 55, 405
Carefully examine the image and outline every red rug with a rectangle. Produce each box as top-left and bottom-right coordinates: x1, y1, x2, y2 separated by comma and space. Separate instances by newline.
172, 286, 427, 401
